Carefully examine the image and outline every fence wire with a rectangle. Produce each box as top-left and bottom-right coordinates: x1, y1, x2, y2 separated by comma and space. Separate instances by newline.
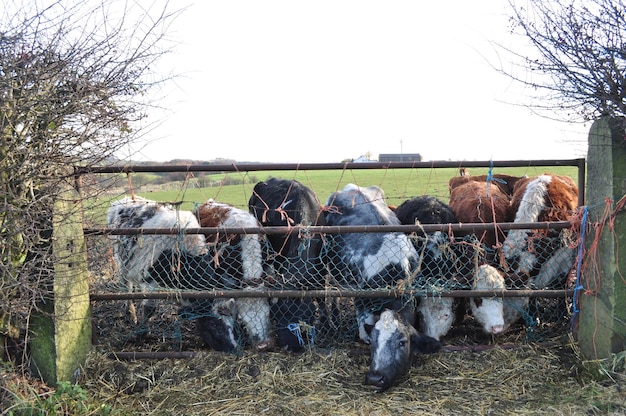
89, 224, 578, 352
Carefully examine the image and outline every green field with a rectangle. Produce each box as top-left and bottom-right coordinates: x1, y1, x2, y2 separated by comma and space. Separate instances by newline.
87, 165, 580, 226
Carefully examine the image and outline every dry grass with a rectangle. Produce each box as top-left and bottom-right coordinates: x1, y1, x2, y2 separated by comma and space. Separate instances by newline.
78, 295, 626, 415
77, 338, 626, 416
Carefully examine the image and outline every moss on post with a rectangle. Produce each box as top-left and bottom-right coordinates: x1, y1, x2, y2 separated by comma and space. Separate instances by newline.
578, 116, 626, 358
30, 185, 91, 385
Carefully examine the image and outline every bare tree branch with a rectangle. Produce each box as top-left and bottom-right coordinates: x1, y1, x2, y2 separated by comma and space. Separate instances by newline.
0, 0, 182, 343
494, 0, 626, 122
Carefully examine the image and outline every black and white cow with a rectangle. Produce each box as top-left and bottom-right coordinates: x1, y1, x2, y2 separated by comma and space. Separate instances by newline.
365, 310, 442, 392
107, 196, 207, 321
107, 196, 270, 353
324, 184, 441, 391
249, 178, 328, 352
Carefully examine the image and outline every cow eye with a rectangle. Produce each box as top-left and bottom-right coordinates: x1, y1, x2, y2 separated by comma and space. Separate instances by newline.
398, 339, 407, 348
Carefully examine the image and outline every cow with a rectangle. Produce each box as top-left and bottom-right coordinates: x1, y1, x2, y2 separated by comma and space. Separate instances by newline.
449, 173, 526, 198
364, 309, 441, 392
503, 173, 579, 286
447, 173, 532, 336
448, 180, 512, 254
106, 196, 245, 352
324, 184, 440, 391
394, 195, 457, 231
502, 174, 579, 326
469, 264, 505, 335
394, 196, 459, 340
193, 199, 273, 352
468, 263, 534, 336
324, 184, 419, 343
394, 195, 504, 340
248, 178, 328, 352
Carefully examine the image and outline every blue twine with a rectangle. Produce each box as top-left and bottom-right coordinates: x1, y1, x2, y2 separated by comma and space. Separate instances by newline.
287, 323, 305, 346
570, 206, 588, 332
297, 228, 311, 256
287, 323, 315, 347
486, 160, 507, 185
486, 160, 495, 182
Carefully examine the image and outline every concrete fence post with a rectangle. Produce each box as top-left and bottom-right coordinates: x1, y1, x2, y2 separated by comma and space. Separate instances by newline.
578, 116, 626, 358
30, 184, 92, 385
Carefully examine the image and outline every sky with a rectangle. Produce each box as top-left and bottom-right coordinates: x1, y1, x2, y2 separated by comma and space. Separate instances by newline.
128, 1, 590, 164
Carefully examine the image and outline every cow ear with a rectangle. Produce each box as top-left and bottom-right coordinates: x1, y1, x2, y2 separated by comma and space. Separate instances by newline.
410, 331, 442, 355
364, 323, 374, 337
214, 298, 238, 317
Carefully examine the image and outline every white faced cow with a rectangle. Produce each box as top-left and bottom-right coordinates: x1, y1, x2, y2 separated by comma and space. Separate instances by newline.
502, 174, 579, 328
194, 199, 273, 352
324, 184, 440, 391
503, 173, 579, 287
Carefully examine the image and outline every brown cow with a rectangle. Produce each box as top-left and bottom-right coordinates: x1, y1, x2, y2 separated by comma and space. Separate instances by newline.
448, 180, 512, 252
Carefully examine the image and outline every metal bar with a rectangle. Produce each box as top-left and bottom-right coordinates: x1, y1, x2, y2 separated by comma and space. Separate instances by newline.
577, 158, 586, 206
108, 351, 196, 360
90, 288, 574, 300
84, 220, 573, 236
441, 341, 558, 353
107, 341, 560, 360
75, 158, 585, 175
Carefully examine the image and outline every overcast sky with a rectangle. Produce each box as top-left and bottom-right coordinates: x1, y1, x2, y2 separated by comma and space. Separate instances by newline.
128, 1, 590, 163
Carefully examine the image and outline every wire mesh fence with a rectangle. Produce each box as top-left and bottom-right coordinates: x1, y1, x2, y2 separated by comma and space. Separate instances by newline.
89, 224, 578, 353
83, 159, 585, 354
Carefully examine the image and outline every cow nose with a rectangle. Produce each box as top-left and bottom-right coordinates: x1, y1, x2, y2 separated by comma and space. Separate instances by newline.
491, 324, 504, 334
255, 338, 274, 352
364, 372, 387, 390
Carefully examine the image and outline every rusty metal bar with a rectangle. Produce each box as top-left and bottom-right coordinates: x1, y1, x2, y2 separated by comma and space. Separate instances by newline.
108, 341, 560, 360
84, 220, 573, 236
90, 288, 574, 301
577, 157, 586, 206
74, 158, 585, 175
109, 351, 196, 360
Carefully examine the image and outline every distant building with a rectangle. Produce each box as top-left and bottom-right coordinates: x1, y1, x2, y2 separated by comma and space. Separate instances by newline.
378, 153, 422, 163
353, 155, 376, 163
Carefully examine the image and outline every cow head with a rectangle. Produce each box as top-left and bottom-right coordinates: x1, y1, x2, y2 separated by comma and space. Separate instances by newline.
416, 296, 455, 341
195, 298, 241, 353
365, 310, 441, 392
236, 293, 273, 351
469, 265, 506, 335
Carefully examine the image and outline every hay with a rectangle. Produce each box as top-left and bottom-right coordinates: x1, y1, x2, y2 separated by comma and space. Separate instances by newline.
84, 269, 624, 415
79, 339, 626, 416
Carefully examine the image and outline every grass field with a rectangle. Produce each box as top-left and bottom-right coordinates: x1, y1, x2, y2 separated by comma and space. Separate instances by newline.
97, 165, 580, 216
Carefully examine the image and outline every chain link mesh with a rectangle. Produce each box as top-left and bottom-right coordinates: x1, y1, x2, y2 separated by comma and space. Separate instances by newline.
90, 225, 577, 351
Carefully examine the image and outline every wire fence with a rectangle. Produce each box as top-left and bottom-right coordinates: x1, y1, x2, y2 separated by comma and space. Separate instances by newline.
85, 159, 584, 354
88, 223, 579, 352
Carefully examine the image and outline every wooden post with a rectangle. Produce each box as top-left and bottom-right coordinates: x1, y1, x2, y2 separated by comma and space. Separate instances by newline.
577, 116, 626, 358
30, 185, 92, 385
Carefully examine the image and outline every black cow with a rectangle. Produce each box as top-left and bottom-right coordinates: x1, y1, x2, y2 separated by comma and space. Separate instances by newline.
249, 178, 328, 352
